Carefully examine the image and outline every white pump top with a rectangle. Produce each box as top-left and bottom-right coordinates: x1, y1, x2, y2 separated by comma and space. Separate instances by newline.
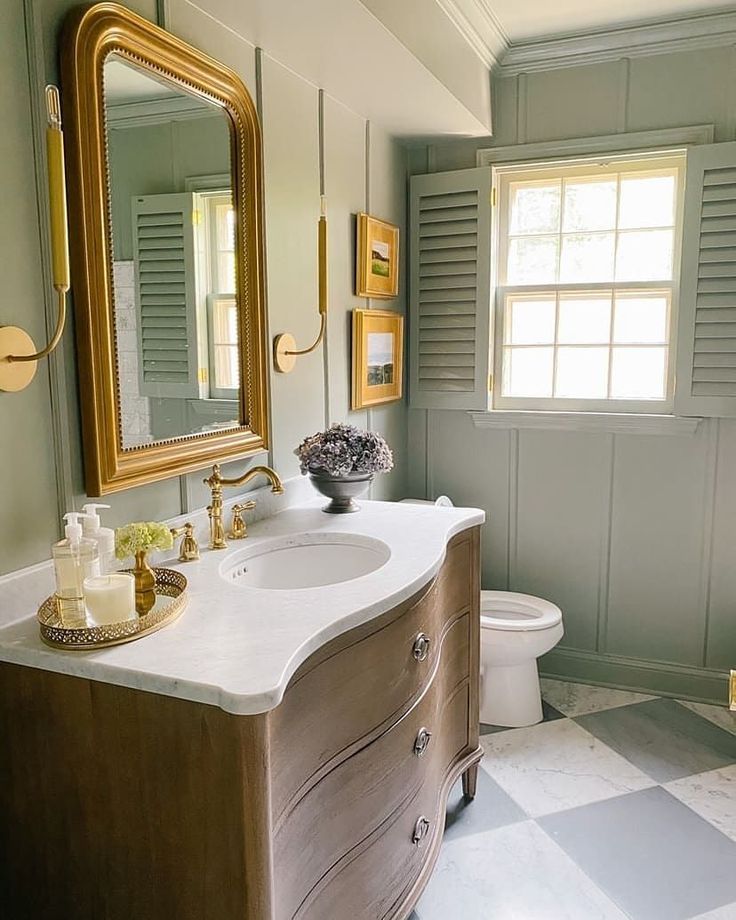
63, 511, 84, 545
82, 503, 111, 532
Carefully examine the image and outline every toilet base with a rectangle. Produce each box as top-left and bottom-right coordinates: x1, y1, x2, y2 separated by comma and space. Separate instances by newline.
480, 660, 543, 728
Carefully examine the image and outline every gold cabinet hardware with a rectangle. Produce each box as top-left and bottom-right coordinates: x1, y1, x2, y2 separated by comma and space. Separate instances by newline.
204, 463, 283, 550
169, 523, 200, 562
730, 670, 736, 711
0, 86, 69, 393
229, 501, 256, 540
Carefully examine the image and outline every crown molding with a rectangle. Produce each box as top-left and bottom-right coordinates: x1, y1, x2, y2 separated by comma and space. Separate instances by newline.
435, 0, 508, 69
106, 95, 218, 128
498, 7, 736, 76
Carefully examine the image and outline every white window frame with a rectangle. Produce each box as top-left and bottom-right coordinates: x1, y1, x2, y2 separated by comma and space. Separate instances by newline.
490, 150, 687, 415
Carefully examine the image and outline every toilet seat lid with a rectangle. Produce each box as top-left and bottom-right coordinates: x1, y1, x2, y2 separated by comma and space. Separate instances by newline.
480, 590, 562, 632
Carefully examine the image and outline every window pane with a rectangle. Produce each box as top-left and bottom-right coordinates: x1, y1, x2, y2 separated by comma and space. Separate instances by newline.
214, 344, 240, 390
610, 347, 667, 399
507, 236, 559, 284
212, 299, 238, 345
508, 298, 555, 344
555, 347, 609, 398
558, 295, 611, 344
562, 178, 617, 232
510, 182, 560, 235
614, 295, 668, 343
504, 347, 553, 397
559, 233, 614, 282
619, 174, 676, 229
218, 252, 236, 294
616, 229, 673, 281
215, 202, 236, 249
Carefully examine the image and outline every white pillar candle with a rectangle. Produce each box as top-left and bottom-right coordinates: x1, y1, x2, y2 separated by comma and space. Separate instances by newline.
83, 573, 136, 626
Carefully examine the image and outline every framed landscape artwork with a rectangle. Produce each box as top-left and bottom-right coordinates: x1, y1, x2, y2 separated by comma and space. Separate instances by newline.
351, 309, 404, 409
356, 213, 399, 298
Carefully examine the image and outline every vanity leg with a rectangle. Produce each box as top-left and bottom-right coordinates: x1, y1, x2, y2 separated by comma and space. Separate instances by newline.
462, 764, 478, 800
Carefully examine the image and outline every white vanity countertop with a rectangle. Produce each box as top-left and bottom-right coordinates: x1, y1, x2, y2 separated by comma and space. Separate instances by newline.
0, 500, 484, 714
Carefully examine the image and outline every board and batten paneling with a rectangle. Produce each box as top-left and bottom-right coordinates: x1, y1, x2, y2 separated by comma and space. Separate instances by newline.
410, 44, 736, 702
323, 96, 368, 431
366, 124, 408, 501
0, 0, 407, 573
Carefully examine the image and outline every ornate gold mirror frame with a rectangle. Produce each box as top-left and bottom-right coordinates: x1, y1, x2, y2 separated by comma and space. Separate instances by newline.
61, 2, 269, 496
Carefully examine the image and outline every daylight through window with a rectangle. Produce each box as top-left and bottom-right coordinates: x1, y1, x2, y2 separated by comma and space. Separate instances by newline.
494, 154, 685, 410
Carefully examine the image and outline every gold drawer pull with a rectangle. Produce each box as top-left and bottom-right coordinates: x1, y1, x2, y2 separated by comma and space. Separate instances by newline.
413, 727, 432, 757
412, 633, 431, 662
412, 816, 431, 846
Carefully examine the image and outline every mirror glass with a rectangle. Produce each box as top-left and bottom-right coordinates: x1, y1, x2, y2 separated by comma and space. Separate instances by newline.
104, 54, 240, 450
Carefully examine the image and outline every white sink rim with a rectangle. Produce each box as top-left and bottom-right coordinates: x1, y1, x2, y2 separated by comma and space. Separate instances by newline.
220, 532, 391, 590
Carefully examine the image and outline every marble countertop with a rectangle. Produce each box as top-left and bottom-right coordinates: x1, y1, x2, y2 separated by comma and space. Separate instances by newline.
0, 499, 483, 714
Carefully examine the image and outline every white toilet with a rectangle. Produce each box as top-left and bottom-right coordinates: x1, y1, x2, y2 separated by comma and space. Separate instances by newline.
480, 591, 564, 728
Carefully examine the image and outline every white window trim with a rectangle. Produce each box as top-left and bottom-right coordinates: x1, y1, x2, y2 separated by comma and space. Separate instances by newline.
468, 410, 701, 436
487, 148, 687, 417
476, 126, 714, 168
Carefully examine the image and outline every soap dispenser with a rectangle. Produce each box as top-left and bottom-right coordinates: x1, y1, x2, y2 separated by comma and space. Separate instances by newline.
81, 503, 115, 574
52, 512, 100, 626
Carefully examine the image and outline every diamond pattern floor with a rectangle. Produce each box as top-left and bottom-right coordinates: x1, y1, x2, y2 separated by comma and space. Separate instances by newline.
413, 680, 736, 920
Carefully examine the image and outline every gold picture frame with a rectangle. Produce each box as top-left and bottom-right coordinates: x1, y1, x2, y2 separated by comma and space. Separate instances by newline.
351, 309, 404, 410
356, 213, 399, 298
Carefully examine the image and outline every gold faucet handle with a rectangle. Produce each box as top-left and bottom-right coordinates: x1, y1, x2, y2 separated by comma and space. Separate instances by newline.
169, 522, 200, 562
229, 501, 256, 540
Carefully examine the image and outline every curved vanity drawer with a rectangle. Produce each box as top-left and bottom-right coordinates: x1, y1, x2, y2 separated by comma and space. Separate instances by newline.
269, 531, 473, 820
274, 614, 470, 920
292, 710, 468, 920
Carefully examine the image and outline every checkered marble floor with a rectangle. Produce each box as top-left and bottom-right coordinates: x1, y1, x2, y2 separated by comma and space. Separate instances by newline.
412, 679, 736, 920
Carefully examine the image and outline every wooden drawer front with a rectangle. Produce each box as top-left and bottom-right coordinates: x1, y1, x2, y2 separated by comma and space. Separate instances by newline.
274, 616, 470, 920
270, 533, 473, 820
293, 687, 469, 920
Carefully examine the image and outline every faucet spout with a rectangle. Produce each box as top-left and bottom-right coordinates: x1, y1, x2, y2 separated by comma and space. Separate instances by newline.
203, 463, 284, 550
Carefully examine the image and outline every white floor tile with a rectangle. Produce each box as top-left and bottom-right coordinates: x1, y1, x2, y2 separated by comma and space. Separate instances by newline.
665, 764, 736, 843
540, 678, 657, 717
416, 820, 628, 920
679, 701, 736, 737
481, 718, 654, 817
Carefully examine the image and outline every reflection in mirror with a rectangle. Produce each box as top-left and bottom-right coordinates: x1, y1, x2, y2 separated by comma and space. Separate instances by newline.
104, 54, 240, 450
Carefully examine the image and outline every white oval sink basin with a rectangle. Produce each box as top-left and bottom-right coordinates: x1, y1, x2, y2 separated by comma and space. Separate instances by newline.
221, 533, 391, 590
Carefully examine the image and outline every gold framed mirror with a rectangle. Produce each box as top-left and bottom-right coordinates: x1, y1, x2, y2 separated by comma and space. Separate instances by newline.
61, 2, 269, 496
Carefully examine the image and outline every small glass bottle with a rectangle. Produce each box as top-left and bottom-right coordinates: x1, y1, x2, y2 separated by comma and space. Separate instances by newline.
52, 512, 100, 627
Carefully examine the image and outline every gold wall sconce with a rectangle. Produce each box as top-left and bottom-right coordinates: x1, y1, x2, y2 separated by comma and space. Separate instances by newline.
0, 86, 69, 393
273, 194, 328, 374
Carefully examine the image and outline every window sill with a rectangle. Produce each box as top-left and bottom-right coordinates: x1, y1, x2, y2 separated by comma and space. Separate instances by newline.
467, 410, 702, 436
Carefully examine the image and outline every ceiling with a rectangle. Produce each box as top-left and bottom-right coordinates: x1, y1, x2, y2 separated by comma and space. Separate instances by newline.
458, 0, 732, 45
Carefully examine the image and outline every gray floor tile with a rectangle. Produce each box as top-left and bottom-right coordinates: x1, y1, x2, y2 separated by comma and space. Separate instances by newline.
443, 771, 526, 841
416, 820, 628, 920
541, 677, 657, 716
480, 699, 566, 735
540, 786, 736, 920
576, 698, 736, 782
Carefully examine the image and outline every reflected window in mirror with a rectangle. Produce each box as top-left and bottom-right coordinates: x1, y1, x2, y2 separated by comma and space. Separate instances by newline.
104, 54, 241, 448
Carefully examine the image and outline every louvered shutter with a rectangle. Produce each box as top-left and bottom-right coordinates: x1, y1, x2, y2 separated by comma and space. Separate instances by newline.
409, 167, 492, 409
675, 142, 736, 417
131, 193, 199, 399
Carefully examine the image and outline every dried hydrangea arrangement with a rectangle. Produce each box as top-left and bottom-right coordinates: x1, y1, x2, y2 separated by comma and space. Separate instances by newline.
295, 424, 393, 477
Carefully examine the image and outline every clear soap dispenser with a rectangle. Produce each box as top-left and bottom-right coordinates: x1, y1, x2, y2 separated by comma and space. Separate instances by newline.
52, 512, 100, 626
81, 503, 115, 574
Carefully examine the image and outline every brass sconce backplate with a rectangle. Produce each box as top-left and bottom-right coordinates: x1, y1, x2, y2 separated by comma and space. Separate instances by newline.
0, 328, 39, 392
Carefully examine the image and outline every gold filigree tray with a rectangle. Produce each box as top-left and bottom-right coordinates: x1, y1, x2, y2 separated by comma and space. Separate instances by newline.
37, 567, 187, 650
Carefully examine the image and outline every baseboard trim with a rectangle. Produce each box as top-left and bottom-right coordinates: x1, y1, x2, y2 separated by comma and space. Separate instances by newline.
540, 647, 730, 706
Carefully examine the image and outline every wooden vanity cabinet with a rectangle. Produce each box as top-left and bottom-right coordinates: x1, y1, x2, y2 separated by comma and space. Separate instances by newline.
0, 527, 481, 920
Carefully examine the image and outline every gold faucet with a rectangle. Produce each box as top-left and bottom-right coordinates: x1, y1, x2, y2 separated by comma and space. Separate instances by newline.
203, 463, 284, 550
